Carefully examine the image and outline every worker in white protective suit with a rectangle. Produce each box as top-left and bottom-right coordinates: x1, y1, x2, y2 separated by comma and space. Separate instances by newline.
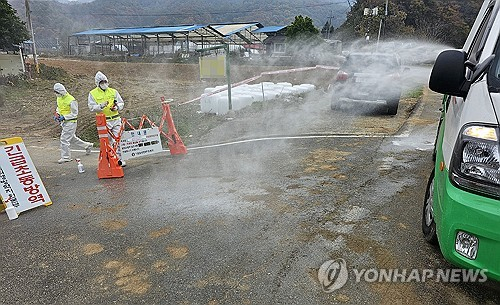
87, 71, 126, 166
54, 83, 93, 164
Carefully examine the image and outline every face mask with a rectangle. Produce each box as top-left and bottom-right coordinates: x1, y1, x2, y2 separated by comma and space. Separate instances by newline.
99, 83, 108, 90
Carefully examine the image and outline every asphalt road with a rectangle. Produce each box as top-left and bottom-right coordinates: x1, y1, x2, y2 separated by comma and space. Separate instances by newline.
1, 88, 499, 304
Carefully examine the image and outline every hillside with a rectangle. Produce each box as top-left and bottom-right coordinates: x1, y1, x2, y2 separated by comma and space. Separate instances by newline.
7, 0, 484, 51
8, 0, 351, 43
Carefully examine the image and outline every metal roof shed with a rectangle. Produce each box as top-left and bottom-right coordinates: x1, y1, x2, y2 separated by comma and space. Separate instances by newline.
69, 22, 266, 57
70, 25, 212, 56
251, 26, 288, 56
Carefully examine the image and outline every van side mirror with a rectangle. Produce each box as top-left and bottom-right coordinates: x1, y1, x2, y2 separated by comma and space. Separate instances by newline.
429, 49, 467, 97
469, 54, 495, 85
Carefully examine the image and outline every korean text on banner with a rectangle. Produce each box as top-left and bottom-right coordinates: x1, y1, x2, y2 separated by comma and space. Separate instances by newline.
119, 127, 163, 160
0, 137, 52, 214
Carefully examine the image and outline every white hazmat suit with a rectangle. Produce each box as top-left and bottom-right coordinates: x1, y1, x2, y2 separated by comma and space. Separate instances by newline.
54, 83, 93, 164
87, 71, 126, 165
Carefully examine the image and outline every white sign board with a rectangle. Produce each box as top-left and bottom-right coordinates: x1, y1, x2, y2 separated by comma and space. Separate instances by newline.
119, 127, 163, 160
0, 137, 52, 215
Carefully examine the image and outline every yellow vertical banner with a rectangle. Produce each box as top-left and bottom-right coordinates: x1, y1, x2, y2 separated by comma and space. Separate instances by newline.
199, 54, 226, 79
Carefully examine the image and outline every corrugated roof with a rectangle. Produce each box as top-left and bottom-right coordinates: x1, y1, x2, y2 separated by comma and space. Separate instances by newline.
72, 25, 205, 36
70, 22, 269, 47
253, 26, 287, 33
208, 22, 262, 37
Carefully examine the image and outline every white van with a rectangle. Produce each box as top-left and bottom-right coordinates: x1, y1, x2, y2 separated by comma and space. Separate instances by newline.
424, 0, 500, 281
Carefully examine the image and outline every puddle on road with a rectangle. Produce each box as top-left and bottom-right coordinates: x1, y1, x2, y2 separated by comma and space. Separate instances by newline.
390, 137, 434, 152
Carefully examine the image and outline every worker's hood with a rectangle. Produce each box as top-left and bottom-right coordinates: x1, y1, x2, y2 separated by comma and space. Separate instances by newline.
53, 83, 67, 95
94, 71, 108, 87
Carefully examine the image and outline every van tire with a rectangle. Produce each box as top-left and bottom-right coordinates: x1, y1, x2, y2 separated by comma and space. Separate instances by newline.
387, 99, 399, 115
422, 170, 438, 245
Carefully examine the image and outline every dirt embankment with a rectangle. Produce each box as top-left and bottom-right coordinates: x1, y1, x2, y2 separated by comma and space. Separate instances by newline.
0, 57, 337, 145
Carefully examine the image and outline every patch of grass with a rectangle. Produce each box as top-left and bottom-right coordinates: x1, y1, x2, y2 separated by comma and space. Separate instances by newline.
403, 86, 424, 99
169, 103, 226, 145
0, 73, 29, 86
38, 63, 68, 80
78, 122, 99, 146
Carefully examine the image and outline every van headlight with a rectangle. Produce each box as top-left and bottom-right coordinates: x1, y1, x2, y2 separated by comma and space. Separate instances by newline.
450, 124, 500, 198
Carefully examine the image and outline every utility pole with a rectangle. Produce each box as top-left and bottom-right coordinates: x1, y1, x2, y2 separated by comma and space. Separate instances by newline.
25, 0, 39, 73
327, 11, 334, 40
376, 0, 389, 50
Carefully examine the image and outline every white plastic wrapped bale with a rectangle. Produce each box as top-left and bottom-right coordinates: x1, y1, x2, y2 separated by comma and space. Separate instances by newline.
292, 83, 316, 94
200, 93, 211, 113
277, 86, 299, 95
239, 89, 264, 102
216, 94, 230, 115
214, 85, 227, 92
246, 84, 261, 90
256, 83, 280, 100
201, 82, 317, 114
233, 84, 252, 93
262, 89, 280, 100
200, 93, 219, 113
232, 94, 254, 110
277, 82, 293, 88
261, 81, 275, 88
297, 84, 316, 92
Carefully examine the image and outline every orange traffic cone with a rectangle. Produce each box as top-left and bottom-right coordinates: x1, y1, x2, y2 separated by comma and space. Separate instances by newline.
96, 113, 124, 179
161, 97, 187, 155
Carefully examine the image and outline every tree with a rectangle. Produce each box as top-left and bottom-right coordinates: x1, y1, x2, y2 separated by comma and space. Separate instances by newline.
335, 0, 483, 47
335, 0, 412, 42
285, 15, 332, 65
286, 15, 321, 42
0, 0, 29, 51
